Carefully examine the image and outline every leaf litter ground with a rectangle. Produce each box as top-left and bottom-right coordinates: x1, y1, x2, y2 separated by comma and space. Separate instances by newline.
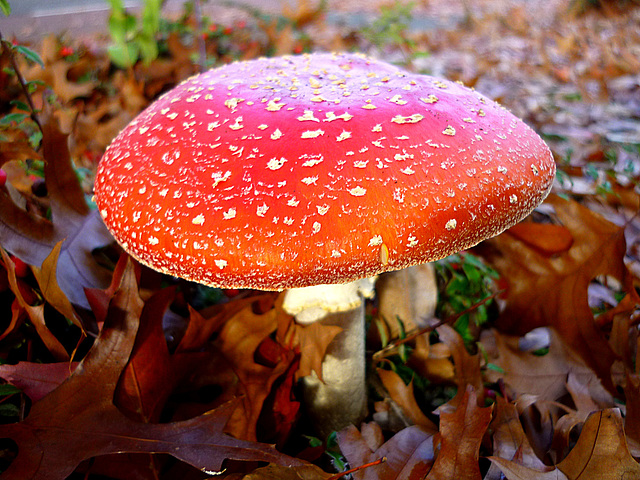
0, 0, 639, 478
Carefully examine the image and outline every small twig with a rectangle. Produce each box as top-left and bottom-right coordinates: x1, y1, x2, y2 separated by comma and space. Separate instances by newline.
0, 29, 43, 136
373, 291, 503, 361
192, 0, 207, 72
327, 457, 386, 480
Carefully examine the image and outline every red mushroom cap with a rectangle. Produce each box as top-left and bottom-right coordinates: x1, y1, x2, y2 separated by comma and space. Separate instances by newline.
94, 53, 555, 290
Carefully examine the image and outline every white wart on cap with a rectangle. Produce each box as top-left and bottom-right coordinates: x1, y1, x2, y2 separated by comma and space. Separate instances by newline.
94, 52, 555, 290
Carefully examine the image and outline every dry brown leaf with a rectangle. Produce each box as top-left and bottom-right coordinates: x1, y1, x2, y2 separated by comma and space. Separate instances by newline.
437, 324, 483, 405
0, 248, 69, 360
377, 368, 438, 430
484, 329, 614, 407
475, 194, 639, 392
427, 386, 492, 480
377, 263, 438, 338
337, 422, 435, 480
491, 409, 640, 479
0, 259, 302, 479
485, 397, 548, 480
0, 109, 113, 310
215, 304, 295, 441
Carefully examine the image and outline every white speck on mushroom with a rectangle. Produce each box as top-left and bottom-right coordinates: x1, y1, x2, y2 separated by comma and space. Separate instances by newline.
159, 188, 168, 197
149, 236, 159, 245
354, 160, 369, 168
287, 198, 300, 207
392, 114, 424, 124
229, 117, 244, 130
372, 124, 382, 132
531, 164, 539, 175
445, 219, 457, 230
224, 98, 244, 110
257, 124, 268, 130
267, 157, 287, 170
317, 204, 330, 215
132, 211, 141, 223
301, 176, 319, 185
400, 167, 415, 175
509, 194, 518, 204
498, 166, 508, 174
463, 117, 476, 123
284, 216, 294, 225
324, 112, 353, 122
139, 126, 149, 134
100, 209, 107, 218
302, 156, 324, 167
349, 186, 366, 196
192, 214, 205, 225
138, 186, 147, 194
270, 128, 284, 140
312, 222, 321, 233
369, 235, 383, 246
124, 162, 133, 170
442, 125, 456, 136
331, 250, 342, 258
214, 259, 227, 269
337, 131, 352, 142
297, 110, 320, 122
208, 122, 220, 131
407, 235, 418, 247
257, 204, 269, 217
389, 94, 407, 105
223, 207, 237, 219
421, 94, 438, 104
265, 98, 286, 112
301, 129, 325, 139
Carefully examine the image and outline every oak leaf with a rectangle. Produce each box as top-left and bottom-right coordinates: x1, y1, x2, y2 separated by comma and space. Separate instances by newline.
0, 259, 302, 479
490, 409, 640, 479
475, 194, 638, 392
337, 421, 436, 480
0, 109, 113, 310
427, 386, 492, 480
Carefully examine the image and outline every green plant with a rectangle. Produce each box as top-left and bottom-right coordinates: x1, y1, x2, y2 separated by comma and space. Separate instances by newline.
434, 253, 499, 346
107, 0, 164, 68
0, 0, 10, 17
362, 1, 421, 64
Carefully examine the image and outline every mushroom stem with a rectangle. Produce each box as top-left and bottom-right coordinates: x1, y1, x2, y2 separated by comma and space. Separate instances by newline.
300, 303, 367, 437
282, 278, 376, 436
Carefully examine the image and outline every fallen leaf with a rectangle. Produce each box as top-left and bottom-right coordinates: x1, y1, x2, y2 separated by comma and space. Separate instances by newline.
0, 259, 303, 479
377, 368, 437, 430
0, 361, 78, 402
475, 194, 638, 392
484, 396, 548, 480
0, 248, 69, 360
484, 329, 613, 406
0, 109, 113, 310
427, 386, 492, 480
437, 324, 483, 405
215, 303, 295, 441
337, 422, 436, 480
490, 409, 640, 479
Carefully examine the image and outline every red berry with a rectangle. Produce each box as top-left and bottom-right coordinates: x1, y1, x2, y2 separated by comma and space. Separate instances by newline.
0, 168, 6, 187
60, 46, 74, 57
223, 26, 233, 35
11, 256, 29, 278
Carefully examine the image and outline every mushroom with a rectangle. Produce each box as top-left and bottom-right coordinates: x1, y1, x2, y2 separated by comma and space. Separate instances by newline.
94, 52, 555, 435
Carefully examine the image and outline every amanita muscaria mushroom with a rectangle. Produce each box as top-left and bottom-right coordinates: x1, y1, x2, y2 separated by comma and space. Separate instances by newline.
94, 52, 555, 435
